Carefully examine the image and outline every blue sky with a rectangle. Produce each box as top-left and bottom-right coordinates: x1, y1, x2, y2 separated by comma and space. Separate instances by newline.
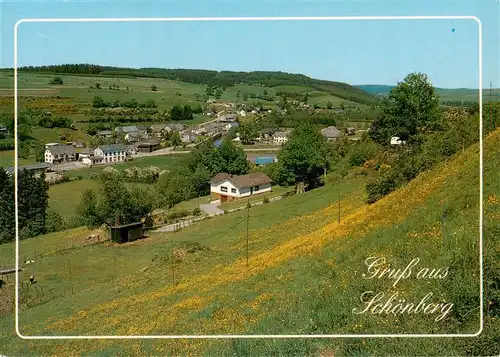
0, 0, 498, 88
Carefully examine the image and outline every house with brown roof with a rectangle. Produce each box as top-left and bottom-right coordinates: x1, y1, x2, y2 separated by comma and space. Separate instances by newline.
210, 172, 272, 202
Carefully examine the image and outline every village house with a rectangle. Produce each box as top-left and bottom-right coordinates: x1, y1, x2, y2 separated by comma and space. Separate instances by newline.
219, 113, 237, 122
204, 122, 224, 136
224, 121, 240, 132
210, 172, 272, 203
150, 124, 167, 138
165, 123, 185, 133
44, 144, 77, 164
181, 130, 196, 143
192, 126, 207, 135
125, 131, 146, 143
94, 144, 127, 163
321, 126, 342, 141
273, 130, 292, 145
126, 144, 138, 156
136, 139, 161, 153
96, 130, 113, 138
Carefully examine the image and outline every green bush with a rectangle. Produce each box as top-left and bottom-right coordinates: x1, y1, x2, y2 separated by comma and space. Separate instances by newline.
347, 140, 379, 167
263, 196, 270, 204
49, 76, 63, 85
192, 207, 201, 216
366, 170, 403, 203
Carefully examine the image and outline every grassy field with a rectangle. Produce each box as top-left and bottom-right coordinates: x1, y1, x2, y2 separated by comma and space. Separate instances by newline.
48, 179, 100, 224
48, 179, 153, 225
0, 129, 498, 355
0, 151, 35, 167
64, 155, 184, 179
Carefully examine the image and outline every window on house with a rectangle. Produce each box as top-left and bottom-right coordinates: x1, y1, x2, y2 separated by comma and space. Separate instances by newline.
221, 186, 228, 192
254, 185, 260, 191
231, 188, 236, 193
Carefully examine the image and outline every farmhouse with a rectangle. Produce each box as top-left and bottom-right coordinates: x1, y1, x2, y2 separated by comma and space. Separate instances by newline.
321, 126, 342, 141
44, 144, 77, 164
210, 172, 272, 203
137, 139, 161, 153
94, 144, 127, 163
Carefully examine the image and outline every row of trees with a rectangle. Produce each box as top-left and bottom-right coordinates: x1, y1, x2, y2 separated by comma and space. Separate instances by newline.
170, 104, 202, 121
13, 64, 377, 105
0, 168, 50, 243
92, 96, 157, 109
78, 170, 155, 229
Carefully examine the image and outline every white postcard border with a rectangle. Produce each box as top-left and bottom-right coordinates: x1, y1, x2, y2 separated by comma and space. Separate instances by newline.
13, 16, 483, 339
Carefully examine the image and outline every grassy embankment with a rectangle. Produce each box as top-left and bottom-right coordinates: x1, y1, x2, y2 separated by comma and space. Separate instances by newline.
0, 129, 498, 355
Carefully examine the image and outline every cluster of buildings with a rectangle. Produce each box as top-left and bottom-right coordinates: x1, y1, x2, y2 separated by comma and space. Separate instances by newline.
43, 140, 163, 167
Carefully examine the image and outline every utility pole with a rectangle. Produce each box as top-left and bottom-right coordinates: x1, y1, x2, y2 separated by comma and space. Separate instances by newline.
337, 176, 341, 224
441, 206, 447, 251
246, 200, 250, 267
171, 241, 175, 285
490, 82, 493, 131
68, 259, 74, 294
114, 255, 118, 292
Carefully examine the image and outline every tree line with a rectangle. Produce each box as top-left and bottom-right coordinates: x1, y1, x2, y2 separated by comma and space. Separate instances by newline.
0, 168, 51, 243
13, 64, 377, 105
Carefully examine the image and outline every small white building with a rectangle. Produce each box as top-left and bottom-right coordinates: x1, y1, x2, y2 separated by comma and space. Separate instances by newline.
94, 144, 127, 163
210, 172, 272, 203
390, 136, 406, 145
239, 110, 247, 117
82, 156, 104, 166
44, 144, 76, 164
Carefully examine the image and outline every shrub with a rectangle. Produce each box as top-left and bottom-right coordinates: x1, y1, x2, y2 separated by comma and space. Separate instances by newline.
49, 76, 63, 85
366, 170, 403, 203
263, 196, 270, 204
192, 207, 201, 216
151, 84, 158, 91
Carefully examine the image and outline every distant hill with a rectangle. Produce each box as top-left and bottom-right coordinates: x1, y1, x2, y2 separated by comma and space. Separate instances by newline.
8, 64, 377, 105
356, 84, 500, 104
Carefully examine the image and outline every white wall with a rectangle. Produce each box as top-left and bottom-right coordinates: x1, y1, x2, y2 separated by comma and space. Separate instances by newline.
94, 148, 126, 163
44, 150, 53, 163
210, 180, 272, 198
